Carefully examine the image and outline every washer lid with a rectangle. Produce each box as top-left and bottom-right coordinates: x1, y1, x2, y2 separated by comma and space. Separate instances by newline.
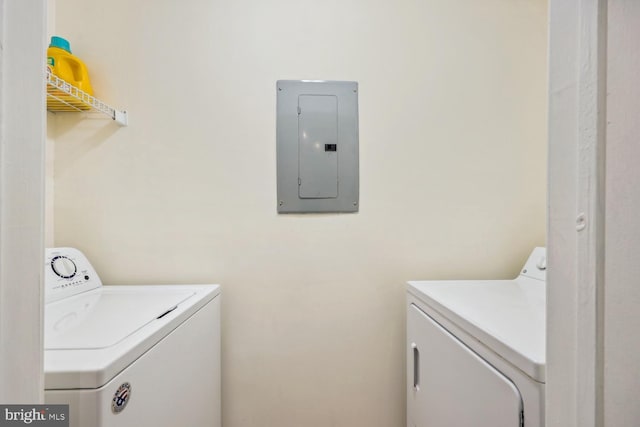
45, 287, 195, 350
44, 284, 220, 390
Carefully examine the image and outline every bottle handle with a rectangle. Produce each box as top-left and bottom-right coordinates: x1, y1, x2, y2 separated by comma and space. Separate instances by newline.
65, 56, 87, 84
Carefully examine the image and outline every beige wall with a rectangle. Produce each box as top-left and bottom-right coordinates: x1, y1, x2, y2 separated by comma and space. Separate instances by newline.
51, 1, 547, 426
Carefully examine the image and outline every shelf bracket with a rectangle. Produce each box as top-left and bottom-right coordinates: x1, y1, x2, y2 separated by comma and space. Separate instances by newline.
46, 71, 128, 126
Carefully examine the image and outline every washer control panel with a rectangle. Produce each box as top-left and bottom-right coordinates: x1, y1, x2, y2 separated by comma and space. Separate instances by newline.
51, 255, 77, 279
45, 247, 102, 303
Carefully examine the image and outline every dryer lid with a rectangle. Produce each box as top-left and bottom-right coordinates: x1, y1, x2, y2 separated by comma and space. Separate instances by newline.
45, 287, 195, 350
407, 277, 546, 382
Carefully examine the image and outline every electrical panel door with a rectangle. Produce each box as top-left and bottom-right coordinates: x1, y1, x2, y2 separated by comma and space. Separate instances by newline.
298, 95, 339, 199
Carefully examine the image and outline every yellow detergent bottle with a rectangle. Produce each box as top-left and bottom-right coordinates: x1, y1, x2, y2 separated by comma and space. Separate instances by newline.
47, 36, 94, 96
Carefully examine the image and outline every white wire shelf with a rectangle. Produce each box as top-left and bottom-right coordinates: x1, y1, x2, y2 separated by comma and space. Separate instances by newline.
46, 71, 128, 126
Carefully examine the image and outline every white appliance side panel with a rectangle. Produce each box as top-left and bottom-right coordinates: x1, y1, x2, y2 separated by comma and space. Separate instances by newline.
46, 296, 221, 427
407, 303, 522, 427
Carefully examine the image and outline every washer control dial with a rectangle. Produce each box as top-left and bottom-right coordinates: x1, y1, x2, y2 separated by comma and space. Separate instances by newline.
51, 256, 77, 279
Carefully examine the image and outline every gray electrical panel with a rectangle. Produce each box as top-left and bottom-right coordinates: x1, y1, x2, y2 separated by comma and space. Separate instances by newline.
276, 80, 359, 213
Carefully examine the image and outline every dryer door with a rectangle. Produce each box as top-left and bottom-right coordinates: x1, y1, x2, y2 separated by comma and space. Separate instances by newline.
407, 303, 523, 427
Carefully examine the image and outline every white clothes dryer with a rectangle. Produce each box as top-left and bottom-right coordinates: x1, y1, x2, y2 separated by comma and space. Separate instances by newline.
43, 247, 221, 427
407, 247, 546, 427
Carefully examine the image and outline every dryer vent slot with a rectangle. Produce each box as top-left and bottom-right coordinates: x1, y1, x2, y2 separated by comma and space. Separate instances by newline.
157, 306, 177, 319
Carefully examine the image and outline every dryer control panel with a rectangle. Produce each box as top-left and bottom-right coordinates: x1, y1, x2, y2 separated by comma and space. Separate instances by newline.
45, 247, 102, 303
519, 247, 547, 282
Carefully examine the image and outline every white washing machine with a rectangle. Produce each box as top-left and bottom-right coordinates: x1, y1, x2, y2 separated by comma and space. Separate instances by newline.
407, 247, 546, 427
43, 247, 221, 427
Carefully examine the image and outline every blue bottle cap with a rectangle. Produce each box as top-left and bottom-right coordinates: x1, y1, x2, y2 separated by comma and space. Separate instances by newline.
50, 36, 71, 53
